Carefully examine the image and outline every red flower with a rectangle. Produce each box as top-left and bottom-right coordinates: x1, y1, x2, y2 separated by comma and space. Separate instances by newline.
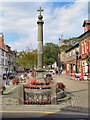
26, 100, 29, 104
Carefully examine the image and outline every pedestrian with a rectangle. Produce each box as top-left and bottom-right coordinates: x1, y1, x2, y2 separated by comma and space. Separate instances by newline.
5, 71, 10, 85
53, 70, 55, 75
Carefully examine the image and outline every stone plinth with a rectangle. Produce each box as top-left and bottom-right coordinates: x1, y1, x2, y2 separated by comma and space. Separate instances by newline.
36, 69, 45, 80
17, 84, 24, 104
51, 85, 57, 104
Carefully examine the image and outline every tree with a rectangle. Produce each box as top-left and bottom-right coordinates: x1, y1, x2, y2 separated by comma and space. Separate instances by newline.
17, 49, 37, 69
43, 43, 60, 67
59, 37, 80, 52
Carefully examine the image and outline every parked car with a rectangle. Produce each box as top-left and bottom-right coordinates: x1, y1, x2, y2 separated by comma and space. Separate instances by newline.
2, 72, 16, 80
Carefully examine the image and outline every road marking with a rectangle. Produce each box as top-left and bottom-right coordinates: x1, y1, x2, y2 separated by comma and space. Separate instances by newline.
0, 111, 89, 116
0, 111, 55, 114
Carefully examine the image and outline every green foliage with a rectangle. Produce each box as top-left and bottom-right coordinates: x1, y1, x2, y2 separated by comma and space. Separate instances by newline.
17, 49, 37, 68
43, 42, 60, 66
59, 37, 80, 51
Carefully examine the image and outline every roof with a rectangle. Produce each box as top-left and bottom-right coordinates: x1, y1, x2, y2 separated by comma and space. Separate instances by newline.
0, 46, 8, 52
0, 33, 8, 51
83, 20, 90, 27
78, 29, 90, 41
65, 43, 79, 53
0, 43, 8, 51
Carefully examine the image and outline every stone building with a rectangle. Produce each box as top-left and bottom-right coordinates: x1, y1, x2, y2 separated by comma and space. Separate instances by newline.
65, 43, 81, 75
59, 39, 66, 69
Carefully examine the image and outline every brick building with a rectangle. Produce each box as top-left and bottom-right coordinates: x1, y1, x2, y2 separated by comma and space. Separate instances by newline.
78, 20, 90, 74
66, 20, 90, 75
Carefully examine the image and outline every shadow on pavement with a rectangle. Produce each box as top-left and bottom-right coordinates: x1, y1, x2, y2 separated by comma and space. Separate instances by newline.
69, 89, 88, 94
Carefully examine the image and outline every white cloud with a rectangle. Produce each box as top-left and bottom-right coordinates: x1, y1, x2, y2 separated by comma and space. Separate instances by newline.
1, 2, 88, 51
0, 0, 89, 2
0, 3, 3, 32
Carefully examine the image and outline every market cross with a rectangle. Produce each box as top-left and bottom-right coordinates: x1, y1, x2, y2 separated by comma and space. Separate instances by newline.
37, 7, 44, 16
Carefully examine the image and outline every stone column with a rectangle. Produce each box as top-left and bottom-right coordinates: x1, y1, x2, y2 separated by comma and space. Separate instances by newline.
37, 16, 44, 69
36, 7, 45, 80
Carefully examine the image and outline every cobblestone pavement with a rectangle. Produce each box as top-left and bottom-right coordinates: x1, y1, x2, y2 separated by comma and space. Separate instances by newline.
1, 74, 89, 113
53, 74, 88, 112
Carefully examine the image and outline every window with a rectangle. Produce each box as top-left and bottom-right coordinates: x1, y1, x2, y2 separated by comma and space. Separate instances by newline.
82, 42, 84, 54
70, 52, 71, 57
85, 41, 87, 53
73, 64, 76, 71
5, 59, 8, 65
2, 50, 4, 56
0, 58, 1, 65
67, 64, 69, 71
6, 52, 7, 57
73, 50, 75, 55
1, 58, 4, 65
89, 38, 90, 52
77, 47, 79, 53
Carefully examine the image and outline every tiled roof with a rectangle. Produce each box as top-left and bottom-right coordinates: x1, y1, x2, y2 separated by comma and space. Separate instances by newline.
78, 29, 90, 41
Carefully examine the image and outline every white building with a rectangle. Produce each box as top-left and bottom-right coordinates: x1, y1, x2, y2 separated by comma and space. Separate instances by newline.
0, 33, 8, 75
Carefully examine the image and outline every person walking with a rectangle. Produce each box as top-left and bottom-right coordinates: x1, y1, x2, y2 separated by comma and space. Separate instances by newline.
5, 71, 10, 85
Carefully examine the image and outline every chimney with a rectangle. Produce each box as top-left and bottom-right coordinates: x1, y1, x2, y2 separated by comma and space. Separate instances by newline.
0, 33, 4, 46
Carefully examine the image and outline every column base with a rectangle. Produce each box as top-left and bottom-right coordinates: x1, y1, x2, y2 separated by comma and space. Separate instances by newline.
36, 68, 45, 79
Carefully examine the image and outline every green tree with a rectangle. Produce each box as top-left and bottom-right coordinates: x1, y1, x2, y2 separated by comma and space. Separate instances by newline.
17, 49, 37, 69
43, 43, 60, 67
59, 37, 80, 52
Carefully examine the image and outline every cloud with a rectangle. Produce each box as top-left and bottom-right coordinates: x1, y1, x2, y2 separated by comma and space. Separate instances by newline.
0, 0, 89, 2
1, 2, 88, 51
44, 2, 88, 42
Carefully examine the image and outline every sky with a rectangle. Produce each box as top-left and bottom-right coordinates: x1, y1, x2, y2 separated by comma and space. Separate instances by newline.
0, 0, 89, 51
